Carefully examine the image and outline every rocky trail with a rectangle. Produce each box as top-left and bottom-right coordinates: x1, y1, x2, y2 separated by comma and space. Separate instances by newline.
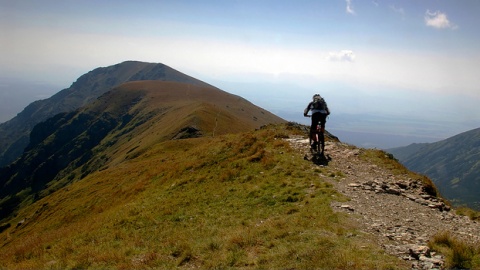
286, 136, 480, 269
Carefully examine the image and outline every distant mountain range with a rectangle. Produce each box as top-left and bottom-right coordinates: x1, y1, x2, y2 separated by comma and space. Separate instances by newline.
0, 61, 214, 167
387, 128, 480, 210
0, 62, 285, 220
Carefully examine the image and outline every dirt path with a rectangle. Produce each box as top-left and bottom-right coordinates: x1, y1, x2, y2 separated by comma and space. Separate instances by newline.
286, 137, 480, 269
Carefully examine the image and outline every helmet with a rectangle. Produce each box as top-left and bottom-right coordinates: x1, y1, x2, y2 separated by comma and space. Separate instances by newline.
313, 94, 321, 101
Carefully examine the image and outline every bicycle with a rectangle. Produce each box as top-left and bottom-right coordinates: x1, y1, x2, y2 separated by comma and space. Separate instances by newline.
305, 115, 325, 155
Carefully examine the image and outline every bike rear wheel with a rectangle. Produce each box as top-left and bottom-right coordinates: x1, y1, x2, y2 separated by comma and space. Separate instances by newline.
309, 124, 325, 154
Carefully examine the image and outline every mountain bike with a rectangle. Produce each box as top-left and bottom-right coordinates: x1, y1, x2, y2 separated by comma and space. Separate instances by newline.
305, 115, 325, 155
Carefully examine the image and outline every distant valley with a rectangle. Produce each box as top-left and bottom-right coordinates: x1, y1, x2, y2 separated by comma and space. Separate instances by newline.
387, 127, 480, 210
0, 78, 60, 123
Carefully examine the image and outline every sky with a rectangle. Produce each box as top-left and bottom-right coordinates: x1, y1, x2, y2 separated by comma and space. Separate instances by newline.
1, 0, 479, 148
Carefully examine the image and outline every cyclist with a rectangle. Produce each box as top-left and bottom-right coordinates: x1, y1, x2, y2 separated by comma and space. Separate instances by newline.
304, 94, 330, 152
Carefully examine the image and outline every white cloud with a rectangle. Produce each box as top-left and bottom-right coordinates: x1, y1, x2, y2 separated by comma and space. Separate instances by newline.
425, 10, 458, 29
346, 0, 355, 15
327, 50, 356, 62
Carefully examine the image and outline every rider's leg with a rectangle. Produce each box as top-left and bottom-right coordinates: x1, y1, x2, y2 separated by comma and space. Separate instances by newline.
319, 114, 327, 153
320, 131, 325, 153
311, 113, 321, 150
309, 128, 316, 148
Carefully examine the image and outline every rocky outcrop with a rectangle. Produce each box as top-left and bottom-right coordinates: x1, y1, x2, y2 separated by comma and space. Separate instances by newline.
172, 126, 202, 140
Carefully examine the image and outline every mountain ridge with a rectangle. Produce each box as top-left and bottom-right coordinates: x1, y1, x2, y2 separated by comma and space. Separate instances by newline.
0, 61, 213, 167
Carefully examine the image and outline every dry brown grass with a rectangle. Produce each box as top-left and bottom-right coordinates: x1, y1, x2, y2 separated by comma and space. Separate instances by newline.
456, 207, 480, 221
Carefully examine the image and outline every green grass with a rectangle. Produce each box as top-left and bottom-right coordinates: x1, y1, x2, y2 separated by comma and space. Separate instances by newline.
1, 124, 407, 269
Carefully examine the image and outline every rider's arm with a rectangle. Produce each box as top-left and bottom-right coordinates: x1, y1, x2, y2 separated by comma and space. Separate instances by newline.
304, 103, 312, 116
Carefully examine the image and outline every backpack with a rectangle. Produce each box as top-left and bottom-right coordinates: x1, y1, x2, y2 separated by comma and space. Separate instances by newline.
312, 98, 326, 110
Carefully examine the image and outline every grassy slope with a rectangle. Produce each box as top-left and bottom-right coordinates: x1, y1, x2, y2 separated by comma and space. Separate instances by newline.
0, 80, 286, 215
0, 124, 407, 269
82, 80, 286, 176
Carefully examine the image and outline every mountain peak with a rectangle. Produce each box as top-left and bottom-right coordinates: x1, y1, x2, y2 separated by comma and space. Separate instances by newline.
0, 61, 215, 167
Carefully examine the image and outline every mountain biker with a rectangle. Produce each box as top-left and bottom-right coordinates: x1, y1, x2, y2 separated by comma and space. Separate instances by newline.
304, 94, 330, 151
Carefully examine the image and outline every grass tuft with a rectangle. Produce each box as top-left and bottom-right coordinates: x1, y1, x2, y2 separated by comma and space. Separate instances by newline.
456, 207, 480, 221
429, 231, 480, 269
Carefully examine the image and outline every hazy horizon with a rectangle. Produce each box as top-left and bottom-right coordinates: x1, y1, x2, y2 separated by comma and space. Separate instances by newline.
0, 74, 475, 149
1, 0, 479, 148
